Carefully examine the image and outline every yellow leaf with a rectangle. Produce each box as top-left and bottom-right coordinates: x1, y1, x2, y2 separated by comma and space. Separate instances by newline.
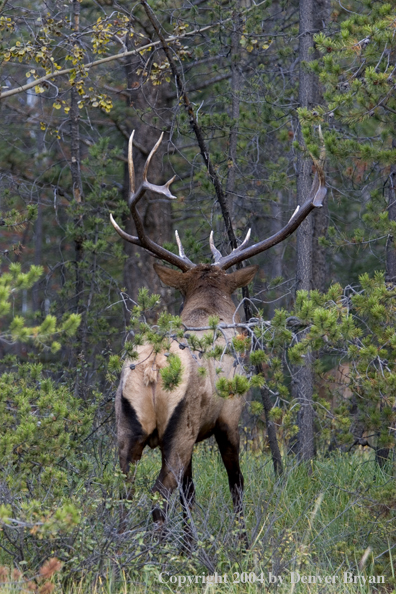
35, 85, 45, 93
53, 102, 61, 109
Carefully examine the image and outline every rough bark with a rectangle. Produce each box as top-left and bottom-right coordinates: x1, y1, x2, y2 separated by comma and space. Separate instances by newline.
32, 201, 42, 312
28, 93, 44, 313
379, 153, 396, 460
386, 139, 396, 283
311, 0, 330, 292
70, 0, 84, 317
312, 207, 328, 292
296, 0, 314, 294
268, 197, 283, 319
295, 0, 315, 462
70, 0, 86, 397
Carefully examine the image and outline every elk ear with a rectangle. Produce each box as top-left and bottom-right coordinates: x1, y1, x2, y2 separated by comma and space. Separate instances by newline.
227, 265, 259, 292
153, 263, 186, 290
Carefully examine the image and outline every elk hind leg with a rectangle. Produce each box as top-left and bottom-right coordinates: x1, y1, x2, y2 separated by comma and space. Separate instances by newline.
152, 399, 196, 534
152, 446, 194, 529
215, 421, 248, 548
151, 458, 179, 534
117, 395, 147, 527
118, 395, 147, 477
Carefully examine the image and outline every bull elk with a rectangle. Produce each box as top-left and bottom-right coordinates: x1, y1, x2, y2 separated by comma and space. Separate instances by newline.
110, 131, 326, 548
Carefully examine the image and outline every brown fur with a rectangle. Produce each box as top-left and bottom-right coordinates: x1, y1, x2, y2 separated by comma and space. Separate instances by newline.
116, 264, 258, 547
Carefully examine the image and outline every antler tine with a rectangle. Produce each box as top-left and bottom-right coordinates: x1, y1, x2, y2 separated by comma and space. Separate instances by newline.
288, 205, 300, 223
128, 130, 135, 194
165, 174, 177, 188
143, 132, 164, 182
110, 211, 194, 271
110, 213, 140, 245
210, 229, 251, 266
232, 228, 251, 253
175, 230, 195, 266
209, 231, 224, 264
175, 230, 186, 258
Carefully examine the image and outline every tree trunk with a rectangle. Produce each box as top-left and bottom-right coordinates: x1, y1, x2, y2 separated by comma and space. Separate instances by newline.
268, 196, 283, 319
295, 0, 315, 462
70, 0, 84, 317
29, 95, 45, 314
312, 207, 328, 292
32, 200, 42, 312
378, 144, 396, 460
386, 139, 396, 283
70, 0, 86, 397
312, 0, 330, 292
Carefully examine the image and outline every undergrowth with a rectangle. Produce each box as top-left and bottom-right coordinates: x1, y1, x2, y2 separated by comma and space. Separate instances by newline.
0, 435, 395, 592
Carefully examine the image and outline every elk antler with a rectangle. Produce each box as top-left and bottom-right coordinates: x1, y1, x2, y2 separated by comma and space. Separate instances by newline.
210, 229, 251, 266
213, 128, 327, 270
112, 131, 327, 272
110, 131, 195, 271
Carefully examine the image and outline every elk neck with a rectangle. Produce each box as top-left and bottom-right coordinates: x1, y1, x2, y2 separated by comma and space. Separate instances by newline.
179, 265, 240, 327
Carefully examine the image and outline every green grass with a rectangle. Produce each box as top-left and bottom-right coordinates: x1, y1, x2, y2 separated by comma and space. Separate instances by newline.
0, 443, 395, 593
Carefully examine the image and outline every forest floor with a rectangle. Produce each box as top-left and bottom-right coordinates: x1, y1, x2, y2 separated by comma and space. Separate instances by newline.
0, 444, 395, 593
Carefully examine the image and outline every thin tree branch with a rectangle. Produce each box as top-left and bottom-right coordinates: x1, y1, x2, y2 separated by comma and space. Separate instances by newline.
166, 72, 231, 100
0, 1, 268, 101
140, 0, 238, 253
